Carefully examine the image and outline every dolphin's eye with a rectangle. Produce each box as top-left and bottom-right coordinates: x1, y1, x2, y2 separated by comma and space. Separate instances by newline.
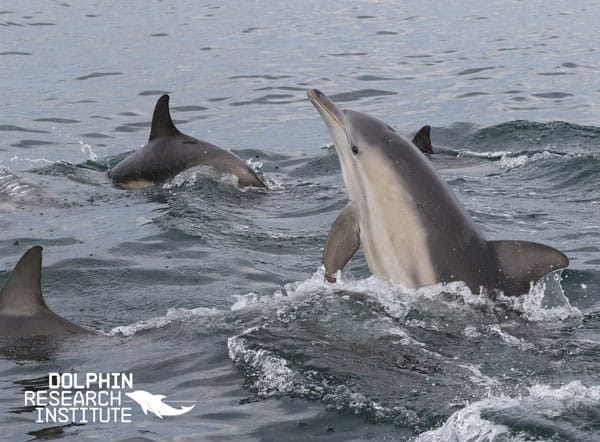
351, 145, 359, 155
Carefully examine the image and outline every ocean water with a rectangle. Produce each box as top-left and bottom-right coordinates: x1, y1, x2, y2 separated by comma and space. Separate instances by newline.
1, 1, 600, 441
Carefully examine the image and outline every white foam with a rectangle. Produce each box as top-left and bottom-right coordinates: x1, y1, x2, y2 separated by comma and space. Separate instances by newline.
135, 216, 154, 226
228, 329, 394, 419
458, 150, 511, 160
388, 327, 426, 346
0, 169, 33, 198
78, 140, 98, 161
322, 384, 390, 420
230, 268, 333, 312
227, 272, 584, 431
493, 276, 582, 322
370, 272, 579, 324
227, 332, 308, 397
232, 269, 579, 330
246, 157, 263, 170
482, 324, 534, 351
498, 154, 529, 169
415, 395, 517, 442
459, 149, 559, 170
527, 381, 600, 408
108, 307, 220, 336
162, 165, 239, 189
463, 325, 482, 338
9, 155, 54, 164
416, 381, 600, 442
459, 364, 501, 388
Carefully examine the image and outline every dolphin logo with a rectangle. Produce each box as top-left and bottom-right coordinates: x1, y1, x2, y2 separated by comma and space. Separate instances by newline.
125, 390, 195, 419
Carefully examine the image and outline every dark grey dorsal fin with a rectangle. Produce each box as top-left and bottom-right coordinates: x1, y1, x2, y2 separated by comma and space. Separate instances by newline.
489, 240, 569, 295
412, 125, 434, 154
0, 246, 49, 314
149, 94, 180, 141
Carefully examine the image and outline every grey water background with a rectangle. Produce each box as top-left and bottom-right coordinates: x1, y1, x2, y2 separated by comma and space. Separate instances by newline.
1, 0, 600, 440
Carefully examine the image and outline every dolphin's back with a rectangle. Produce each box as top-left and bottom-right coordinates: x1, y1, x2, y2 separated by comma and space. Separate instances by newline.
108, 94, 265, 188
109, 134, 264, 188
0, 311, 92, 337
0, 246, 94, 337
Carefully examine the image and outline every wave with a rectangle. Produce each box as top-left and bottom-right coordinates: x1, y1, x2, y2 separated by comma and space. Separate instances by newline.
436, 120, 600, 153
227, 271, 582, 427
228, 330, 400, 423
432, 120, 600, 185
415, 381, 600, 441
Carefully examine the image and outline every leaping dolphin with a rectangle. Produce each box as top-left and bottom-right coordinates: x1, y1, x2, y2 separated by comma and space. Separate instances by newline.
125, 390, 195, 419
108, 95, 265, 189
307, 89, 568, 296
0, 246, 95, 336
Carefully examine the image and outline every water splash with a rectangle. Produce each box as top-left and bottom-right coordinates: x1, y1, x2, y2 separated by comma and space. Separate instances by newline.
227, 329, 403, 423
108, 307, 221, 336
162, 165, 240, 189
78, 140, 99, 161
415, 381, 600, 442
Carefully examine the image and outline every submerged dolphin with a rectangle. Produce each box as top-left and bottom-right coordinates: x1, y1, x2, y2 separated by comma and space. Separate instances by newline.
108, 95, 265, 189
125, 390, 195, 419
0, 246, 94, 336
307, 89, 568, 296
0, 168, 63, 211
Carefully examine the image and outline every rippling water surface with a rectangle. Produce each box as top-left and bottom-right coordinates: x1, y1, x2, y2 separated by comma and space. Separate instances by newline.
1, 1, 600, 441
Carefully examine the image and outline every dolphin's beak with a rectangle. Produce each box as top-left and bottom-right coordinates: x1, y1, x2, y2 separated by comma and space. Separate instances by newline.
307, 89, 344, 127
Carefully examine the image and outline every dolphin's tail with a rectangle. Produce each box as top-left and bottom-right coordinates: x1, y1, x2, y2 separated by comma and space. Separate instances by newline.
179, 404, 195, 414
158, 402, 195, 416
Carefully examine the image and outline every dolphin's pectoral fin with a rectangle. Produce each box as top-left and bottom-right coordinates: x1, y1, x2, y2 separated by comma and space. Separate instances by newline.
412, 125, 433, 154
489, 240, 569, 295
323, 203, 360, 283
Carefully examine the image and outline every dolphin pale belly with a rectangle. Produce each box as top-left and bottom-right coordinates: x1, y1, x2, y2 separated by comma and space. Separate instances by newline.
307, 89, 568, 296
0, 247, 95, 336
108, 95, 265, 189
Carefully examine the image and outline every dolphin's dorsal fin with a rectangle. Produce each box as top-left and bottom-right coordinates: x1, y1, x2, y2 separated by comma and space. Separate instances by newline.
412, 125, 434, 154
489, 240, 569, 295
0, 246, 49, 314
149, 94, 180, 141
323, 203, 360, 283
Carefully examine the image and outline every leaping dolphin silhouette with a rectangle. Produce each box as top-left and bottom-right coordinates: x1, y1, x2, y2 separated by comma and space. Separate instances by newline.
125, 390, 195, 419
